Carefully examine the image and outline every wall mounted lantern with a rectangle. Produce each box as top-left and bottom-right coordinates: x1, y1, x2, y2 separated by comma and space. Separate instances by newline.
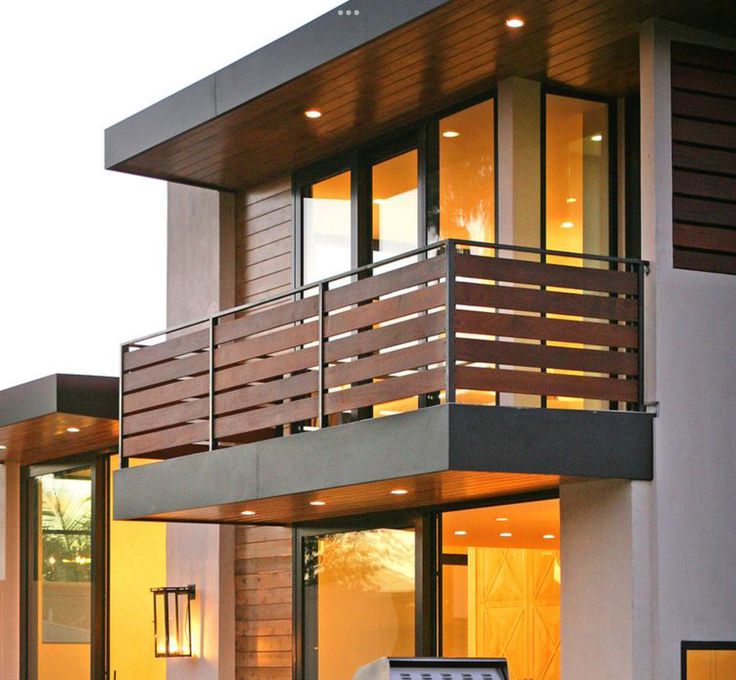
151, 585, 196, 657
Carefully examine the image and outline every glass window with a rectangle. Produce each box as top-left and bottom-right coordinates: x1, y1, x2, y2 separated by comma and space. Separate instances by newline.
439, 99, 495, 243
545, 94, 609, 259
28, 467, 93, 680
303, 527, 416, 680
303, 171, 352, 284
684, 645, 736, 680
372, 150, 419, 263
441, 499, 560, 680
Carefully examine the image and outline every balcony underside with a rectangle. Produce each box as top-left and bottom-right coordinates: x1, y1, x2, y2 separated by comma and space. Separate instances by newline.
114, 403, 652, 523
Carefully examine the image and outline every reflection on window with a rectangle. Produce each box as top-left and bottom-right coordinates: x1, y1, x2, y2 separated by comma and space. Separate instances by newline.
303, 171, 351, 284
545, 94, 608, 260
372, 150, 418, 263
440, 99, 495, 244
304, 528, 415, 680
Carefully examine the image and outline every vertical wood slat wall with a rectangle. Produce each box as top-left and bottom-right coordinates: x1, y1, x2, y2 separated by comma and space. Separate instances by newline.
671, 41, 736, 275
234, 176, 295, 680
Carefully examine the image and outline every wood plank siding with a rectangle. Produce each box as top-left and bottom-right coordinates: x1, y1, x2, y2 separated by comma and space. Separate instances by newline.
235, 526, 293, 680
672, 42, 736, 275
236, 176, 294, 305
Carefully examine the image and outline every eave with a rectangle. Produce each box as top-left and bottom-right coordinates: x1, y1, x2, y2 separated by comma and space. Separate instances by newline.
0, 374, 118, 465
113, 404, 653, 524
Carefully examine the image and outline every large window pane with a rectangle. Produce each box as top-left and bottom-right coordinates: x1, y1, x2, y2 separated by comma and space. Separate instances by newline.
545, 94, 609, 258
441, 499, 560, 680
372, 150, 418, 263
304, 527, 416, 680
303, 171, 352, 284
439, 99, 495, 243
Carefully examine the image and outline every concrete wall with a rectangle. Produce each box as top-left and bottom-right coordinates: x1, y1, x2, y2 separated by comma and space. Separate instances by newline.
0, 463, 20, 680
166, 183, 236, 680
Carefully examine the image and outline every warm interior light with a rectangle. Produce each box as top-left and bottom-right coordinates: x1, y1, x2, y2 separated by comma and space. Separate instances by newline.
66, 427, 80, 433
495, 516, 509, 522
505, 17, 524, 28
0, 445, 6, 450
454, 530, 467, 536
390, 489, 409, 495
499, 532, 513, 538
591, 133, 603, 142
565, 196, 577, 203
305, 109, 323, 119
561, 221, 575, 229
310, 500, 326, 506
241, 510, 256, 517
373, 198, 385, 205
543, 533, 556, 539
442, 130, 460, 138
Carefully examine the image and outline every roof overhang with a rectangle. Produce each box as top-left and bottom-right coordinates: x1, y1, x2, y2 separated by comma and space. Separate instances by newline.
0, 374, 118, 465
104, 0, 736, 191
114, 403, 653, 524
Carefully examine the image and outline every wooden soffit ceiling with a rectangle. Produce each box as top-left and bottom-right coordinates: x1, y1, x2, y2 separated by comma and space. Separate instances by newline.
0, 375, 118, 466
105, 0, 736, 191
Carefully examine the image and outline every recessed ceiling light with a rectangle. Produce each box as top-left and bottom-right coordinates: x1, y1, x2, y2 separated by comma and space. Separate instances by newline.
442, 130, 460, 138
500, 532, 513, 538
66, 427, 80, 433
591, 134, 603, 142
241, 510, 256, 517
305, 109, 323, 119
0, 445, 6, 451
505, 17, 524, 28
561, 221, 575, 229
566, 197, 577, 203
373, 198, 385, 205
309, 500, 326, 506
495, 516, 509, 522
390, 489, 409, 496
454, 530, 467, 536
543, 533, 556, 539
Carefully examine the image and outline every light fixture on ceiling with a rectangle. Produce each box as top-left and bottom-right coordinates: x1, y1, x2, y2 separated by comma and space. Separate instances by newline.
304, 109, 323, 119
309, 500, 326, 506
240, 510, 256, 517
373, 198, 385, 205
0, 445, 6, 451
543, 533, 556, 539
500, 532, 513, 538
495, 516, 509, 522
566, 197, 577, 203
591, 133, 603, 142
390, 489, 409, 496
442, 130, 460, 138
66, 427, 80, 433
505, 17, 524, 28
561, 221, 575, 229
454, 530, 468, 536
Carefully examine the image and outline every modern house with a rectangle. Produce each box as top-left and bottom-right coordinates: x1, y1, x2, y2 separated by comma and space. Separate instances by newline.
2, 1, 735, 680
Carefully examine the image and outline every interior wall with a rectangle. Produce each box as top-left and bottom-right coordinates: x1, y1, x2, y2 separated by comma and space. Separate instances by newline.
0, 462, 19, 680
640, 19, 736, 680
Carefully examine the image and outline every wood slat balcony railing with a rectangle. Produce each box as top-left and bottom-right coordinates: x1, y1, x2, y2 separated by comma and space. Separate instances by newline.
119, 240, 648, 464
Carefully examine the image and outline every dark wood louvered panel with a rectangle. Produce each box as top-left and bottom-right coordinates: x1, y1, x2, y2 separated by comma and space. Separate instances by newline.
671, 42, 736, 275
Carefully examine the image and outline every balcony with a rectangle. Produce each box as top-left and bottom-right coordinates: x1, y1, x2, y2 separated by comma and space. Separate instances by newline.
116, 240, 652, 522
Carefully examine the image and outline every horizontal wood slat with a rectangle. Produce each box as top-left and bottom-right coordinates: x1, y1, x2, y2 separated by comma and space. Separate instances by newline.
455, 253, 637, 295
456, 365, 638, 403
455, 280, 637, 321
671, 42, 736, 276
122, 246, 643, 459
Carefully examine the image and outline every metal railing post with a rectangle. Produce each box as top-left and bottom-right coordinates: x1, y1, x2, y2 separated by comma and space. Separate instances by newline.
209, 316, 217, 450
318, 281, 327, 428
119, 344, 127, 468
445, 242, 456, 405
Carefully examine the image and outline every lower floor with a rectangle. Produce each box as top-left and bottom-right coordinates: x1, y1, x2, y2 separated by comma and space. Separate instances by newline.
2, 456, 736, 680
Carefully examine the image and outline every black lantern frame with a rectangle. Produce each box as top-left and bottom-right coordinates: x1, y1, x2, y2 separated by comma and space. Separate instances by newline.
151, 585, 196, 657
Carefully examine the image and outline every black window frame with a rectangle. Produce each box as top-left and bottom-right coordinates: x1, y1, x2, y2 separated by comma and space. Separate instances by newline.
681, 641, 736, 680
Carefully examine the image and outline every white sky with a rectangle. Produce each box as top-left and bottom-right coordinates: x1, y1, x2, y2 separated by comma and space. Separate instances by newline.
0, 0, 342, 391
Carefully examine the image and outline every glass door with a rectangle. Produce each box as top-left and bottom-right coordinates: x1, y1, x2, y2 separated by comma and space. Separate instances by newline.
23, 458, 105, 680
301, 525, 417, 680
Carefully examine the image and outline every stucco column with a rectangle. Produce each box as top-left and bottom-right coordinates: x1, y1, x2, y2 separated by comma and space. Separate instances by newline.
166, 183, 236, 680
